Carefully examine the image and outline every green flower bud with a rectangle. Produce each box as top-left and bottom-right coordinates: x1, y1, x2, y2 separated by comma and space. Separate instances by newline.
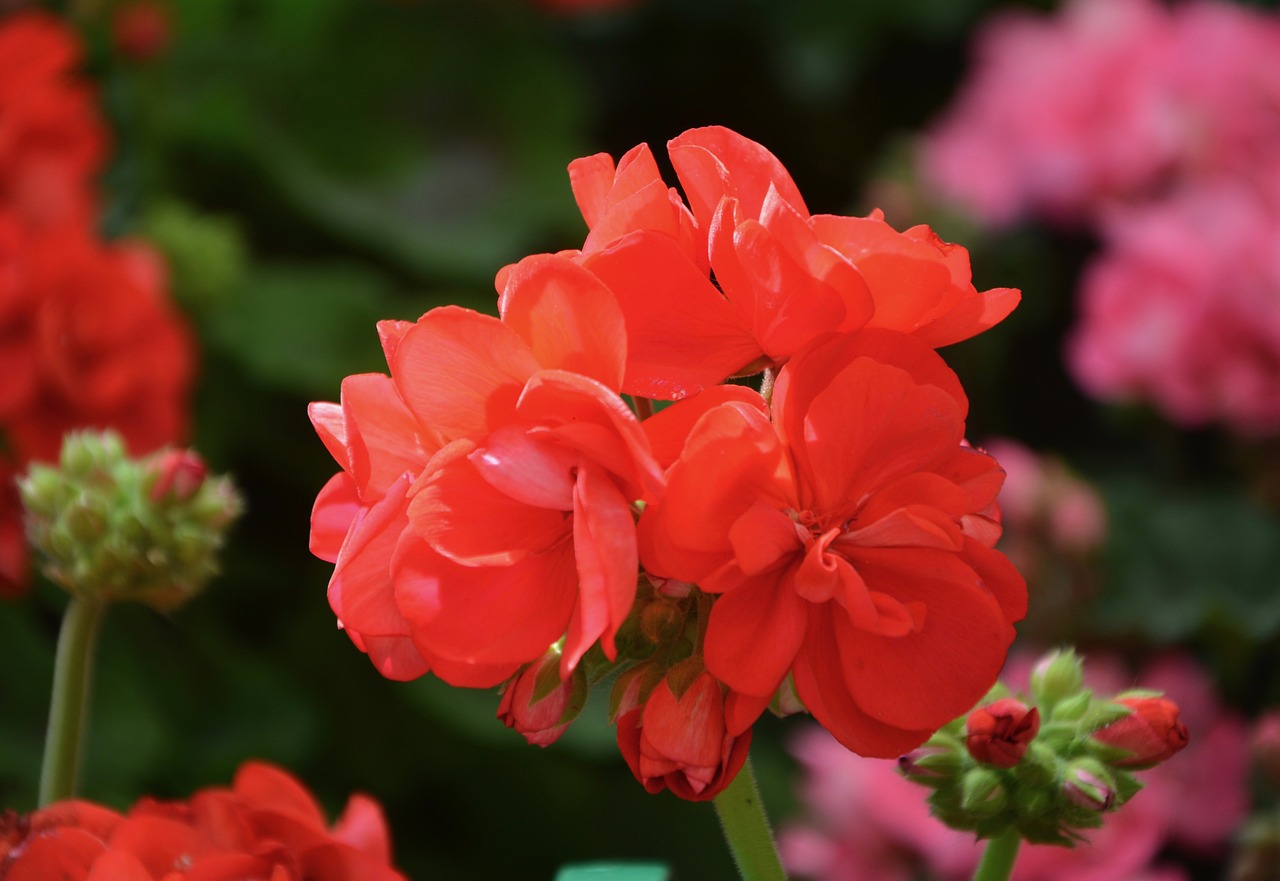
19, 431, 243, 611
1030, 648, 1085, 709
959, 767, 1007, 816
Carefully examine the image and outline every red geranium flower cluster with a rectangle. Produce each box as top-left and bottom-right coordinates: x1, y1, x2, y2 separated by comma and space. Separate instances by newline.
310, 125, 1026, 800
0, 12, 195, 596
0, 761, 407, 880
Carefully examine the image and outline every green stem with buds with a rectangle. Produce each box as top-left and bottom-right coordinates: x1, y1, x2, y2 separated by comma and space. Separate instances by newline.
972, 831, 1021, 881
39, 596, 106, 805
713, 758, 788, 881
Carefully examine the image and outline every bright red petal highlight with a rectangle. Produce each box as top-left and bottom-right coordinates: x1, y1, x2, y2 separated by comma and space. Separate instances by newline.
391, 306, 537, 439
499, 253, 627, 390
582, 230, 760, 399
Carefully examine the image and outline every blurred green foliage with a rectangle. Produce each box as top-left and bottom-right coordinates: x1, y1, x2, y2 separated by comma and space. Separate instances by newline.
4, 0, 1280, 879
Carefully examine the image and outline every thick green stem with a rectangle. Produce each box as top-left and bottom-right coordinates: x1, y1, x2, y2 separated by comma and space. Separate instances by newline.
713, 758, 788, 881
972, 831, 1021, 881
39, 596, 106, 805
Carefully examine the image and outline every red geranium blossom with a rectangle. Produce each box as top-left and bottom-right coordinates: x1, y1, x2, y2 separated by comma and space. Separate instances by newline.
0, 762, 406, 880
310, 253, 662, 687
563, 126, 1019, 399
638, 329, 1026, 757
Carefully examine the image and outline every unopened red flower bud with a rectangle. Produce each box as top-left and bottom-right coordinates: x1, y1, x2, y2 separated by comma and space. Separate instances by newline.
1029, 649, 1085, 708
616, 663, 750, 802
149, 449, 206, 503
965, 698, 1040, 768
1092, 695, 1189, 769
498, 652, 587, 747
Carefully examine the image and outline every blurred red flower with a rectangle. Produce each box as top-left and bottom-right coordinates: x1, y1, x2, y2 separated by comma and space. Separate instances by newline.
0, 762, 407, 880
639, 329, 1025, 756
2, 232, 194, 463
0, 11, 105, 231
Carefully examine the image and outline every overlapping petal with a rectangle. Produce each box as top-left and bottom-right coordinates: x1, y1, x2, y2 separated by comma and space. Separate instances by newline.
637, 327, 1024, 756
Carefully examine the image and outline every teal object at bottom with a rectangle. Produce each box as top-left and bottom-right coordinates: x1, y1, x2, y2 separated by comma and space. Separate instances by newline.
554, 864, 670, 881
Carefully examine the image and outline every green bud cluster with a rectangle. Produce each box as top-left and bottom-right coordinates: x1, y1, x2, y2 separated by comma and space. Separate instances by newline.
900, 649, 1146, 846
19, 430, 243, 611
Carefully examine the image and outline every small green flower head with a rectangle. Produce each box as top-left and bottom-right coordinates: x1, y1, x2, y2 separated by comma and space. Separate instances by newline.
19, 430, 244, 610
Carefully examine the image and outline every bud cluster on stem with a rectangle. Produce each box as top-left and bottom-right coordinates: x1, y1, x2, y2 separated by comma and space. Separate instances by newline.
20, 430, 243, 611
899, 649, 1189, 847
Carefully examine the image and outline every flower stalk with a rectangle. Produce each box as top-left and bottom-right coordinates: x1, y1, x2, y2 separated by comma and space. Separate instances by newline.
712, 758, 788, 881
38, 595, 106, 805
972, 831, 1021, 881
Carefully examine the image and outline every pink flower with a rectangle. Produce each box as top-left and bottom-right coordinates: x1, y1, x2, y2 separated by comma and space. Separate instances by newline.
920, 0, 1175, 226
920, 0, 1280, 227
1067, 177, 1280, 435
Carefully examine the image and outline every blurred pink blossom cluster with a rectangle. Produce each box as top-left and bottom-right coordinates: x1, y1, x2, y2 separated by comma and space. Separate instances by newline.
780, 652, 1249, 881
921, 0, 1280, 435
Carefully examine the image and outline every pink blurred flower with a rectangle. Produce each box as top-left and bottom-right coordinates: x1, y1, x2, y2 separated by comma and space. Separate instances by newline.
921, 0, 1280, 227
1066, 177, 1280, 436
984, 438, 1106, 557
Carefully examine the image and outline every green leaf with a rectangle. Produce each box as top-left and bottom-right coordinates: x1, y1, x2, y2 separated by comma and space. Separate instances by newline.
204, 261, 402, 398
1094, 478, 1280, 641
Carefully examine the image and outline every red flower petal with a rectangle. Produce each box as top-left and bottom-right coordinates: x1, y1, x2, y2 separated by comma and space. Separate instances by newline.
668, 126, 809, 231
640, 384, 766, 471
391, 306, 537, 439
498, 253, 627, 390
564, 463, 638, 669
791, 611, 934, 758
84, 849, 152, 881
515, 370, 663, 503
392, 532, 577, 673
638, 401, 788, 583
835, 547, 1015, 731
409, 447, 571, 566
2, 827, 105, 881
341, 372, 435, 501
233, 761, 328, 830
790, 353, 964, 516
330, 795, 391, 864
704, 570, 808, 698
582, 230, 760, 399
327, 474, 417, 638
310, 472, 360, 564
